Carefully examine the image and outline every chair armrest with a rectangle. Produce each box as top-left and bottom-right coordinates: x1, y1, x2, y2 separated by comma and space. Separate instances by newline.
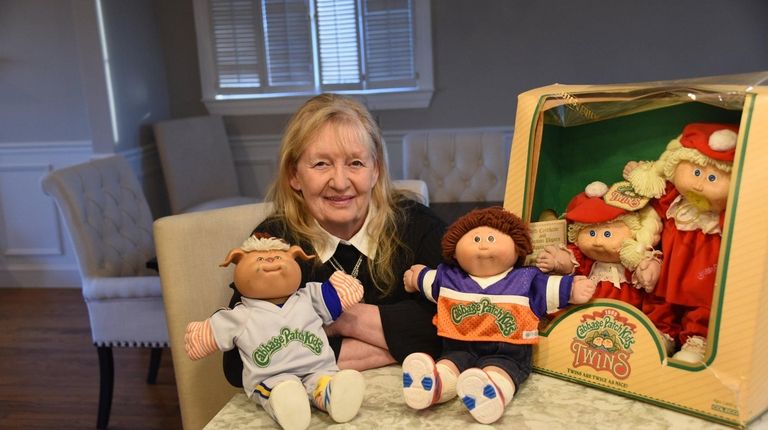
392, 179, 429, 206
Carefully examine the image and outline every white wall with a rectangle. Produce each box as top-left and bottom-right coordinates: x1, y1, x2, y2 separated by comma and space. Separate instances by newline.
0, 0, 170, 288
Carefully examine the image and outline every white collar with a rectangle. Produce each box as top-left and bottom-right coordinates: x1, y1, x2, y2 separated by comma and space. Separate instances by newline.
470, 268, 513, 289
315, 208, 376, 263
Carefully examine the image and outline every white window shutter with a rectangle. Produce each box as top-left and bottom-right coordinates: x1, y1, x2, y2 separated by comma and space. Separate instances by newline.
363, 0, 415, 85
210, 0, 262, 88
262, 0, 314, 88
315, 0, 361, 86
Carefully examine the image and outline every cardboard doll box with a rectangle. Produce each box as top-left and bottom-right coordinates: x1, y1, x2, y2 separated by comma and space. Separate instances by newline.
503, 72, 768, 428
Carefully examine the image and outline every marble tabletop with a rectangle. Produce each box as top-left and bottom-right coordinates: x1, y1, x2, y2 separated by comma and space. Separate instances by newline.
204, 365, 767, 429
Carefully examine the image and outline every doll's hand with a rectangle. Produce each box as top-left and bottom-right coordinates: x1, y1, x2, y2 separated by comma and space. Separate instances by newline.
403, 264, 426, 293
632, 258, 661, 293
623, 161, 641, 179
569, 276, 596, 305
536, 245, 575, 274
185, 320, 219, 360
330, 271, 364, 309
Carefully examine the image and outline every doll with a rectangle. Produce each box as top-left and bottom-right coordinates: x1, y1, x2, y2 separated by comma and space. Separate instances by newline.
536, 181, 663, 310
401, 207, 596, 424
184, 233, 366, 430
623, 122, 739, 362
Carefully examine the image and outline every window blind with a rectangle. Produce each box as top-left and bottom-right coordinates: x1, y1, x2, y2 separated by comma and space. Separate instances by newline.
207, 0, 416, 94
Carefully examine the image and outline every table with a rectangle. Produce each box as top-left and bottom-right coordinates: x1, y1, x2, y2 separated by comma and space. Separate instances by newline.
204, 365, 767, 429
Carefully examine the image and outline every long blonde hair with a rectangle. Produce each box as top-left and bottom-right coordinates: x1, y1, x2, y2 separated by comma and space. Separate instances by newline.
266, 93, 405, 294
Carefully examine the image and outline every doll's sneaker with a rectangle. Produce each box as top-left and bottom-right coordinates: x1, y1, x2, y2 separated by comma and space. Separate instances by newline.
402, 352, 441, 409
456, 368, 505, 424
673, 335, 707, 363
269, 379, 311, 430
325, 369, 366, 423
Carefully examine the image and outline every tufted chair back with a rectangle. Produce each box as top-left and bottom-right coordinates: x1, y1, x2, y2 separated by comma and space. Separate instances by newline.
41, 155, 168, 429
402, 129, 512, 203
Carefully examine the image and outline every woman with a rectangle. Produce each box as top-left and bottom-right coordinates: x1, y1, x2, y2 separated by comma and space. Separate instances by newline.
224, 93, 446, 387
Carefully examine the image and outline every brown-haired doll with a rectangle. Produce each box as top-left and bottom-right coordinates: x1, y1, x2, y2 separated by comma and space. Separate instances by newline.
401, 207, 595, 424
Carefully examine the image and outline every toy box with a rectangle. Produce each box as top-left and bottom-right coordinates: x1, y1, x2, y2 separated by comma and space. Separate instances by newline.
503, 72, 768, 428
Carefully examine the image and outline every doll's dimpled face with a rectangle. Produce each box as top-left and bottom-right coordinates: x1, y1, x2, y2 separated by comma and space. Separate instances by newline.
454, 226, 518, 277
233, 250, 302, 301
575, 220, 632, 263
672, 161, 730, 212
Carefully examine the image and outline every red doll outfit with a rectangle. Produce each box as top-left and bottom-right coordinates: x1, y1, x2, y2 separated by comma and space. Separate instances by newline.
642, 182, 722, 345
567, 244, 644, 309
640, 123, 738, 347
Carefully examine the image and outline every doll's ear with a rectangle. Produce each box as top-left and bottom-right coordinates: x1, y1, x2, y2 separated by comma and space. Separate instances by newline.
219, 248, 246, 267
288, 245, 316, 262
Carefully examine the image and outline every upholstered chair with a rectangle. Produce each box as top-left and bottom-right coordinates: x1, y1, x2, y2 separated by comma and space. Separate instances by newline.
41, 155, 168, 429
152, 115, 260, 214
402, 129, 512, 203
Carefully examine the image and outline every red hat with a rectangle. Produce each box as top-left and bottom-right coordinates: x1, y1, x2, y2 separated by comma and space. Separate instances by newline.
565, 181, 628, 224
679, 123, 739, 162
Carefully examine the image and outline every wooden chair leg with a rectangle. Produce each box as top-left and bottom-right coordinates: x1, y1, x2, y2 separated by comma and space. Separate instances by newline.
96, 346, 114, 430
147, 347, 162, 384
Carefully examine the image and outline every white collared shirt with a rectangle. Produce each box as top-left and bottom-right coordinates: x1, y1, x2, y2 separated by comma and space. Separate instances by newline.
314, 207, 377, 263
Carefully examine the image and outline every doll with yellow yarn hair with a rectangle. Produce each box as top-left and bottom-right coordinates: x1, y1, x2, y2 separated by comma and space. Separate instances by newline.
623, 123, 739, 363
536, 180, 663, 310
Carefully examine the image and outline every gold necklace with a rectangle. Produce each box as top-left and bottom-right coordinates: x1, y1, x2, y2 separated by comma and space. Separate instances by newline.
328, 254, 364, 279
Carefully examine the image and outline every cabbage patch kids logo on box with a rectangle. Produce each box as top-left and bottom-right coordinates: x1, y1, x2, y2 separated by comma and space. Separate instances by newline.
571, 309, 637, 380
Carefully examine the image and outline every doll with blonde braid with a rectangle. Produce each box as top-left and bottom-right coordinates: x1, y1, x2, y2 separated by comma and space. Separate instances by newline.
624, 122, 739, 362
184, 233, 366, 430
536, 181, 663, 311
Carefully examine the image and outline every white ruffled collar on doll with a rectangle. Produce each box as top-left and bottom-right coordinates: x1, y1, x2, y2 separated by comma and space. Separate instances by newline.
588, 262, 627, 289
666, 194, 721, 235
314, 207, 376, 263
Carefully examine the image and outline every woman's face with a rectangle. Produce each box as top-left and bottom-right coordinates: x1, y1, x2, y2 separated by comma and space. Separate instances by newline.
290, 122, 379, 240
575, 220, 631, 263
672, 160, 730, 213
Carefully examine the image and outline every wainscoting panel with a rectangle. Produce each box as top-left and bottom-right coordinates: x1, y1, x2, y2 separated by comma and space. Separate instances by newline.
0, 141, 93, 288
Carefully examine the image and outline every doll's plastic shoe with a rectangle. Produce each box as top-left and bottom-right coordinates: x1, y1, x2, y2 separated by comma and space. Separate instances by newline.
269, 379, 311, 430
326, 369, 366, 423
402, 352, 441, 409
672, 335, 706, 363
456, 368, 505, 424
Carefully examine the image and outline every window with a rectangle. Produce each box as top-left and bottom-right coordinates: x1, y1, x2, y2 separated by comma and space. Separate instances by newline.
193, 0, 434, 114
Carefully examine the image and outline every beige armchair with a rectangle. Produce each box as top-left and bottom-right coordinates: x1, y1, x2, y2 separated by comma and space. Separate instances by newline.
152, 115, 260, 214
41, 155, 168, 429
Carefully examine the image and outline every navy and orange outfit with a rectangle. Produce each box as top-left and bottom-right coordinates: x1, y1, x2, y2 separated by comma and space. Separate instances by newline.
415, 264, 577, 388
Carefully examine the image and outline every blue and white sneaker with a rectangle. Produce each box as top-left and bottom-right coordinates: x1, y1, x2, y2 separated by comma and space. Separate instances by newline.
402, 352, 441, 409
456, 368, 505, 424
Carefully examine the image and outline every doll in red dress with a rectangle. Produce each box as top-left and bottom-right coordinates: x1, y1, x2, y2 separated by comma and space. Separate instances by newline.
623, 122, 739, 362
536, 181, 662, 310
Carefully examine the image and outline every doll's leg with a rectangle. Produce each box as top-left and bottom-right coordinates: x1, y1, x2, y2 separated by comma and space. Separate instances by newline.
642, 295, 681, 352
672, 305, 710, 363
456, 367, 508, 424
402, 353, 459, 409
308, 369, 365, 423
456, 344, 528, 424
257, 375, 311, 430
